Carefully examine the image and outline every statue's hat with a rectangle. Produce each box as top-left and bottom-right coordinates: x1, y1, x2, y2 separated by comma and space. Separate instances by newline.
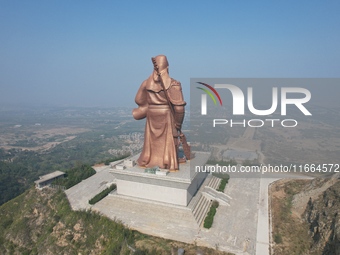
152, 55, 169, 72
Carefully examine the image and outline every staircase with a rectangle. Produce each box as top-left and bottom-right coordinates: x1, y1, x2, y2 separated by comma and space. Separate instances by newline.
188, 174, 231, 227
188, 174, 212, 211
203, 188, 230, 205
192, 195, 212, 227
208, 176, 221, 190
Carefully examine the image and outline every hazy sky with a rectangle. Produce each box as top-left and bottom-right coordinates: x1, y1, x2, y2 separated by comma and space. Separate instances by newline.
0, 1, 339, 108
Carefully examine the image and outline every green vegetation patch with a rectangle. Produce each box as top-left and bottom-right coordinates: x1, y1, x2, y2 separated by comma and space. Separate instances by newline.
212, 173, 230, 192
217, 178, 228, 192
89, 184, 116, 205
207, 159, 237, 166
101, 153, 130, 165
203, 200, 219, 229
53, 163, 96, 189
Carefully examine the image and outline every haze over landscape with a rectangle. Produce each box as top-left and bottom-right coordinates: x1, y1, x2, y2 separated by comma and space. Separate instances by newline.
1, 1, 340, 255
1, 1, 339, 108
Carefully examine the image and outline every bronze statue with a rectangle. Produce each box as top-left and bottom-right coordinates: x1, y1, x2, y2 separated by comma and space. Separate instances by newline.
133, 55, 189, 171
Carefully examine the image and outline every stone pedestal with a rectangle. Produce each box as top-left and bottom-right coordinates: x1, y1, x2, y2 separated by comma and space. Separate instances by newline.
110, 151, 210, 206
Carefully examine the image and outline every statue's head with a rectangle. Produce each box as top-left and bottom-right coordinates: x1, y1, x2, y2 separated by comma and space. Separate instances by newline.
152, 55, 169, 73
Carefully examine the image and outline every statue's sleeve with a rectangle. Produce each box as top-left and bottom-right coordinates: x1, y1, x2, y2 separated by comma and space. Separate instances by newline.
167, 80, 186, 106
132, 81, 148, 120
168, 80, 186, 130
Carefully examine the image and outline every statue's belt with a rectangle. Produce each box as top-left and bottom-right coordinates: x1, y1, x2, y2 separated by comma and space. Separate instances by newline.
148, 105, 170, 109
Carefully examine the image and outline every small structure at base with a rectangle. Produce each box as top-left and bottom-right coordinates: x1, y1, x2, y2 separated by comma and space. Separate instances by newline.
111, 159, 136, 170
144, 166, 169, 176
115, 164, 126, 170
123, 159, 135, 168
34, 170, 65, 189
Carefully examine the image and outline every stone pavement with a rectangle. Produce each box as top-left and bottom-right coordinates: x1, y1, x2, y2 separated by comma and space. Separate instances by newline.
93, 193, 199, 243
255, 177, 277, 255
196, 177, 260, 255
65, 169, 115, 210
66, 163, 311, 254
92, 176, 261, 255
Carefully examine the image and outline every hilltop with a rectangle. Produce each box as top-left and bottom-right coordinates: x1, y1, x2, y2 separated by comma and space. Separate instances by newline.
0, 186, 232, 255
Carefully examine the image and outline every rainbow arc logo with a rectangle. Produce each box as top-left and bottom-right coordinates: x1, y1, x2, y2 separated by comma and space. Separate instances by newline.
196, 82, 223, 115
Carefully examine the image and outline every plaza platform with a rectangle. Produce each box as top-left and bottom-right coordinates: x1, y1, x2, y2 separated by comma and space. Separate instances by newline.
64, 151, 262, 254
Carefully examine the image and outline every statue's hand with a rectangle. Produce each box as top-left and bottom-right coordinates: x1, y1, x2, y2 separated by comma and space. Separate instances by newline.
132, 106, 147, 120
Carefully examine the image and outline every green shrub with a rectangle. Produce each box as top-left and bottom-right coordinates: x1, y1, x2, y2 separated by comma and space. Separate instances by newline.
274, 233, 282, 244
212, 173, 230, 192
212, 200, 219, 209
89, 184, 116, 205
203, 200, 219, 229
53, 163, 96, 189
217, 178, 228, 192
101, 153, 130, 165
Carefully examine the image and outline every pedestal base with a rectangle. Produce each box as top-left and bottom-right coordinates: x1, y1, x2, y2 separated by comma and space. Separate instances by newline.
110, 151, 210, 206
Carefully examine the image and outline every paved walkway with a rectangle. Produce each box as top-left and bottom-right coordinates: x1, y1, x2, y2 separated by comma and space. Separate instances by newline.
93, 193, 199, 243
92, 178, 260, 255
255, 173, 314, 255
255, 177, 277, 255
65, 169, 261, 254
197, 177, 260, 255
65, 167, 115, 210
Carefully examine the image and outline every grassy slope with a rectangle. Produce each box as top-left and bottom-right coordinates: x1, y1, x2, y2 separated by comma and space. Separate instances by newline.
0, 187, 233, 255
271, 179, 321, 255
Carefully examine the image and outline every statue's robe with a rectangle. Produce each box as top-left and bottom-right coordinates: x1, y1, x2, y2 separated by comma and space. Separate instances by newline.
133, 75, 186, 170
